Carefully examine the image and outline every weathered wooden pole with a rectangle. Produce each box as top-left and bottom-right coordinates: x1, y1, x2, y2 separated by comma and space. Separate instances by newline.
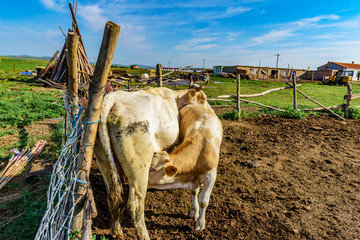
156, 64, 163, 87
236, 74, 241, 114
71, 21, 120, 239
345, 83, 352, 118
67, 31, 79, 118
292, 73, 297, 109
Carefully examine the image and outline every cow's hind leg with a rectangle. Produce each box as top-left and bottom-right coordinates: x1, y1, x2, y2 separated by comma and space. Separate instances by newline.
114, 147, 152, 239
195, 168, 217, 231
109, 122, 153, 240
189, 187, 200, 221
127, 176, 150, 240
94, 142, 124, 238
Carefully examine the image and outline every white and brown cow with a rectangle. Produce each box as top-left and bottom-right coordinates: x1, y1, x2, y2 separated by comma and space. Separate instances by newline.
148, 88, 223, 231
95, 86, 208, 239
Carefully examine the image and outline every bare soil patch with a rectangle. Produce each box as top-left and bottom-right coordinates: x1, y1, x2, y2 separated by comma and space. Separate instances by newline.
25, 119, 60, 138
91, 115, 360, 239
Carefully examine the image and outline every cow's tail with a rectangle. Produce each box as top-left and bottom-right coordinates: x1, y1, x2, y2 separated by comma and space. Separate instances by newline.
98, 94, 123, 189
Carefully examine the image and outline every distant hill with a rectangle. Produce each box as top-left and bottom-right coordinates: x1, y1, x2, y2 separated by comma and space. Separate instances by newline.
2, 55, 51, 61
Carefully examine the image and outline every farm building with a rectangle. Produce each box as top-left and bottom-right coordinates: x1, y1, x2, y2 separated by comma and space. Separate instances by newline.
317, 61, 360, 80
213, 65, 307, 80
299, 69, 334, 81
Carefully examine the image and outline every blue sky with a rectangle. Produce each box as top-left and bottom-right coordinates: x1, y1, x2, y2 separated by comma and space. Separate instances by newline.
1, 0, 360, 69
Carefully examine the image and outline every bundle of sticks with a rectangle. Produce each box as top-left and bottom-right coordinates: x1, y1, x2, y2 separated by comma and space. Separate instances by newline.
38, 3, 93, 87
0, 140, 47, 190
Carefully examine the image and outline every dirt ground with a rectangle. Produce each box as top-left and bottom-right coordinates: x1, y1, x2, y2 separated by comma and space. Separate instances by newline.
90, 110, 360, 240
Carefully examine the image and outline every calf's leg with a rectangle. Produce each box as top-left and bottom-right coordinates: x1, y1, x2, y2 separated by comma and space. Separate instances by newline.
195, 168, 217, 231
189, 187, 200, 220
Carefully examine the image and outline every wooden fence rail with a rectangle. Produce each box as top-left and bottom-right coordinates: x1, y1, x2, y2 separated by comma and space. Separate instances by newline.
215, 74, 353, 120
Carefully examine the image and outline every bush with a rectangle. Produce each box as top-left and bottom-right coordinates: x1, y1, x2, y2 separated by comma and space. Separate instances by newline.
260, 108, 278, 115
239, 110, 259, 118
332, 108, 345, 118
281, 107, 307, 119
218, 109, 240, 120
349, 106, 360, 119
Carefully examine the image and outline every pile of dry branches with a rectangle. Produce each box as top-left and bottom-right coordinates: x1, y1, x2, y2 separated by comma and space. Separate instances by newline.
38, 3, 93, 90
0, 140, 46, 190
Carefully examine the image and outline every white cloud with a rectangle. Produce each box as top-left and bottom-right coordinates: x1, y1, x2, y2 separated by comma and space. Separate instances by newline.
39, 0, 66, 10
192, 44, 218, 50
226, 32, 238, 41
119, 23, 150, 49
175, 37, 218, 51
249, 14, 341, 46
197, 6, 251, 20
250, 30, 295, 45
44, 29, 62, 40
78, 5, 107, 32
295, 14, 339, 28
312, 34, 333, 40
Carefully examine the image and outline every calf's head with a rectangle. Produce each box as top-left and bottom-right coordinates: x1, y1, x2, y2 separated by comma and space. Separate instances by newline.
176, 88, 207, 110
176, 77, 209, 109
148, 151, 178, 187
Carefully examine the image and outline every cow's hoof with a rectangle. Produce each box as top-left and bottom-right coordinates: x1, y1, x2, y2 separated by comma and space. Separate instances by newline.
111, 234, 124, 240
195, 220, 205, 231
189, 210, 199, 221
110, 227, 124, 240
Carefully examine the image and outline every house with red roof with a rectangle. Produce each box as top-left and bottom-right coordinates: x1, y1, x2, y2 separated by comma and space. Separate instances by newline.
317, 61, 360, 80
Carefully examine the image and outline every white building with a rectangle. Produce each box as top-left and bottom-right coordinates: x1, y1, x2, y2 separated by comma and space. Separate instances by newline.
317, 61, 360, 80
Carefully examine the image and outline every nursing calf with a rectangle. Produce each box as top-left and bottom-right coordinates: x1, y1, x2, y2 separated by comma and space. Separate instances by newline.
148, 89, 223, 231
95, 87, 207, 239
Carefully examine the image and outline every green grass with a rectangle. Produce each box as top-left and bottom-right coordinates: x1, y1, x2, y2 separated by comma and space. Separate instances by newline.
1, 58, 359, 239
0, 186, 48, 239
0, 73, 64, 158
0, 81, 63, 128
0, 72, 63, 240
204, 77, 360, 110
0, 57, 48, 73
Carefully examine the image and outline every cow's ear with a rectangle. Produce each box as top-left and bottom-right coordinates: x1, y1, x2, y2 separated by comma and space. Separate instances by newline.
165, 165, 178, 176
197, 93, 206, 104
187, 89, 196, 99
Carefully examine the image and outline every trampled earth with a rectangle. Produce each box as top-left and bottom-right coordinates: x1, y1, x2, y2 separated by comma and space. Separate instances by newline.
91, 113, 360, 239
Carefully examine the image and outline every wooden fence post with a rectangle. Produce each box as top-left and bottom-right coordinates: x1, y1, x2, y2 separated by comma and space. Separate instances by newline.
71, 21, 120, 239
236, 74, 241, 114
67, 31, 79, 118
157, 64, 163, 87
292, 73, 297, 109
345, 83, 352, 118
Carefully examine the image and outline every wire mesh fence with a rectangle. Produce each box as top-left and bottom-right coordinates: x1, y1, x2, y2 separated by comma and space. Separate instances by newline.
35, 93, 85, 240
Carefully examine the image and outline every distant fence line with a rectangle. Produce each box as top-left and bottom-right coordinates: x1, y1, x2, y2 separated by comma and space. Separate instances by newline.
208, 74, 354, 121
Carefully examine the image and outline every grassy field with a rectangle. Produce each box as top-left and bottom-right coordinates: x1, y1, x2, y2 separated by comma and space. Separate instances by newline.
0, 74, 63, 159
0, 58, 64, 239
110, 66, 360, 110
0, 57, 48, 73
1, 58, 360, 239
205, 76, 360, 109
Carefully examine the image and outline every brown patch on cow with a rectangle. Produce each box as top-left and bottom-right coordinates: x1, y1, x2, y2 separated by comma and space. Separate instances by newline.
196, 92, 207, 104
170, 127, 218, 183
122, 121, 149, 136
215, 138, 221, 148
165, 165, 178, 176
107, 113, 149, 137
144, 89, 157, 96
